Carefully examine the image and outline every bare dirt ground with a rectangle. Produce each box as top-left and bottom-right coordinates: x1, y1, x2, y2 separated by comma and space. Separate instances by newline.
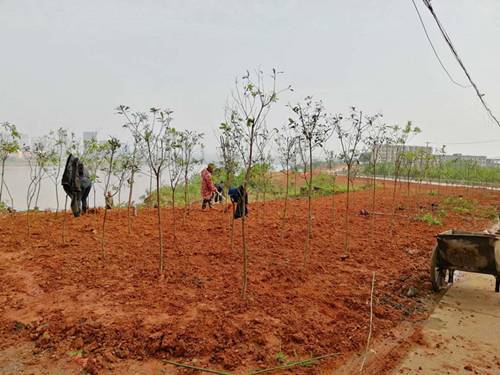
0, 181, 498, 374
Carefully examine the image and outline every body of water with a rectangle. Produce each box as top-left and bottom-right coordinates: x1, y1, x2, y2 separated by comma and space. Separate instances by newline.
1, 163, 154, 211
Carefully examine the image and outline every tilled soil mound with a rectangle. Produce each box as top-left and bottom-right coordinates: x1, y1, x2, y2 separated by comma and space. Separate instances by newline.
0, 183, 498, 373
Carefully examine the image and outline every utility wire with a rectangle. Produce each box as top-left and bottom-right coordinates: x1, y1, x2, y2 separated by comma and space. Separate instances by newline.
410, 0, 469, 88
428, 139, 500, 145
421, 0, 500, 127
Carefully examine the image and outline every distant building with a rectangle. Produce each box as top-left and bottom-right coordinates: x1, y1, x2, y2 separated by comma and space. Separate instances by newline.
377, 144, 432, 163
486, 158, 500, 166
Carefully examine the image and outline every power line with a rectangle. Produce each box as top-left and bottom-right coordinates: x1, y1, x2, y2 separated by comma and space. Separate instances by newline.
409, 0, 469, 88
420, 0, 500, 127
428, 139, 500, 145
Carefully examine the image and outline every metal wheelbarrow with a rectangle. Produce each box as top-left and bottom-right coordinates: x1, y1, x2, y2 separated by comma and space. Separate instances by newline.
431, 229, 500, 292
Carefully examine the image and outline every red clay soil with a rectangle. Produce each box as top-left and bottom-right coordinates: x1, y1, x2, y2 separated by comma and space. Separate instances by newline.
0, 182, 498, 374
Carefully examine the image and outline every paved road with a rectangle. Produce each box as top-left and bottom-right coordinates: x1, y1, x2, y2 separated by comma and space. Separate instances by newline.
393, 273, 500, 375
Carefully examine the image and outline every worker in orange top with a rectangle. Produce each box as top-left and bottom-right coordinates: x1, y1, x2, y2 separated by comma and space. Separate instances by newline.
200, 163, 217, 209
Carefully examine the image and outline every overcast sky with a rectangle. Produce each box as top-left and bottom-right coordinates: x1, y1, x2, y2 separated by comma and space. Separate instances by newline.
2, 0, 500, 158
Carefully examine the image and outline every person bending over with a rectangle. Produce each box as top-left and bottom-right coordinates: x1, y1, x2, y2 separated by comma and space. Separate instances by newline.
200, 163, 217, 209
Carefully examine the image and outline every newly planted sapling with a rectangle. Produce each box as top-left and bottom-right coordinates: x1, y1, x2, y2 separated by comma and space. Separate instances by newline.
115, 108, 146, 232
80, 137, 107, 210
254, 127, 273, 218
165, 128, 183, 250
333, 108, 375, 258
100, 137, 122, 256
228, 68, 290, 298
120, 105, 174, 275
178, 129, 204, 216
323, 148, 337, 224
274, 124, 297, 220
0, 122, 21, 208
219, 111, 241, 249
386, 122, 421, 226
47, 128, 77, 214
218, 110, 240, 195
23, 137, 57, 236
364, 119, 388, 245
289, 96, 331, 268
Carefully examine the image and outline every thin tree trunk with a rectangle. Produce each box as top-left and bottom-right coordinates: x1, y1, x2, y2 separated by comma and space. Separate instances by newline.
230, 203, 235, 251
344, 165, 351, 257
62, 194, 68, 244
371, 159, 377, 247
26, 180, 35, 237
157, 175, 165, 274
0, 158, 6, 204
304, 142, 313, 268
2, 179, 14, 208
171, 188, 176, 251
294, 170, 297, 196
35, 176, 42, 209
241, 207, 248, 298
241, 125, 255, 299
183, 173, 188, 218
283, 165, 289, 219
127, 171, 135, 234
331, 174, 336, 224
55, 182, 59, 214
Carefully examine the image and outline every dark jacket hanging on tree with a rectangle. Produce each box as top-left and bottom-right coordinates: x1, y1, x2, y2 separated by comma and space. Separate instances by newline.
228, 185, 248, 219
62, 154, 92, 217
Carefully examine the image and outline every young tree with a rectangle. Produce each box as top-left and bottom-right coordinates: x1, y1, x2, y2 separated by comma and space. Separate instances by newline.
365, 120, 388, 245
23, 137, 57, 235
218, 112, 241, 250
119, 105, 174, 275
254, 127, 273, 218
289, 96, 331, 268
333, 108, 375, 258
100, 137, 122, 256
274, 124, 297, 220
0, 122, 21, 208
436, 145, 446, 195
228, 68, 290, 298
164, 128, 183, 251
218, 112, 240, 195
386, 122, 421, 223
323, 148, 337, 224
47, 128, 77, 213
80, 137, 107, 210
115, 109, 147, 232
178, 129, 204, 216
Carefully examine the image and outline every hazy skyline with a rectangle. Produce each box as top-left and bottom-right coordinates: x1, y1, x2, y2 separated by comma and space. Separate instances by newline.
2, 0, 500, 157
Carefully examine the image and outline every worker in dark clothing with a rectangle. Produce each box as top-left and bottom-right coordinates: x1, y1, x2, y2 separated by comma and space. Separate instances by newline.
214, 182, 224, 203
62, 154, 92, 217
228, 185, 248, 219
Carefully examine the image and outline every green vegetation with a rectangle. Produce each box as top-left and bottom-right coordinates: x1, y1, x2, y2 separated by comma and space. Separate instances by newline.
66, 349, 84, 357
142, 169, 373, 207
275, 351, 288, 364
365, 159, 500, 186
443, 196, 474, 214
416, 213, 442, 226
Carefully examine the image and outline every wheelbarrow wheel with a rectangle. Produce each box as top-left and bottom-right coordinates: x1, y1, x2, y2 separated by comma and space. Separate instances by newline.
430, 245, 447, 292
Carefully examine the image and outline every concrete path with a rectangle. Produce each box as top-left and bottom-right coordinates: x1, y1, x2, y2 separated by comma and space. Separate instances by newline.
393, 273, 500, 375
